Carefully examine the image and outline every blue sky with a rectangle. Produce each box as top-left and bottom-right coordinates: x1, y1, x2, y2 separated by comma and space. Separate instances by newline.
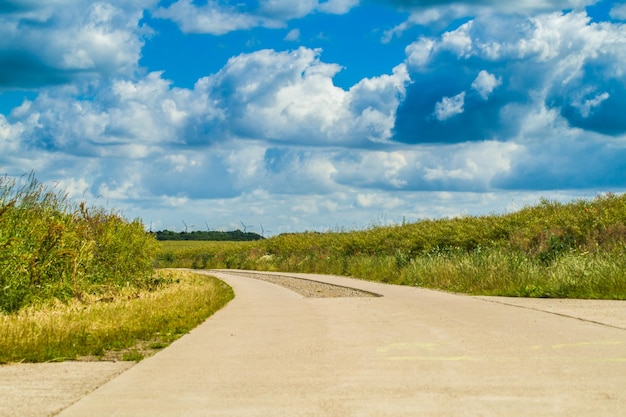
1, 0, 625, 235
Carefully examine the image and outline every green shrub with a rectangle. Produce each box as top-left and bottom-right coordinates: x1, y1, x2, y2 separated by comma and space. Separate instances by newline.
0, 173, 159, 313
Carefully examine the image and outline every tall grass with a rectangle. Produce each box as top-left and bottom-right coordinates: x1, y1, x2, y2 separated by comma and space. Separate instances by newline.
0, 173, 159, 313
0, 174, 235, 363
157, 193, 626, 299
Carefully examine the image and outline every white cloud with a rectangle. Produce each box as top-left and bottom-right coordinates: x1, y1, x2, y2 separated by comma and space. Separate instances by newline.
153, 0, 275, 34
441, 21, 473, 57
356, 193, 403, 210
55, 176, 91, 200
0, 0, 152, 87
154, 0, 359, 34
2, 2, 625, 236
385, 0, 599, 37
610, 3, 626, 20
399, 9, 626, 145
434, 92, 466, 121
339, 151, 409, 188
516, 12, 582, 61
2, 45, 408, 183
212, 48, 350, 142
0, 114, 22, 156
405, 37, 436, 68
574, 91, 610, 118
348, 64, 410, 142
422, 142, 517, 185
3, 71, 202, 159
196, 47, 408, 146
284, 28, 300, 41
225, 144, 267, 188
471, 70, 502, 99
259, 0, 318, 20
317, 0, 360, 14
384, 9, 448, 42
96, 169, 142, 200
330, 141, 519, 193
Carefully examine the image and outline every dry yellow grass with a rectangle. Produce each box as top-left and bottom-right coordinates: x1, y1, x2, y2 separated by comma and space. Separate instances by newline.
0, 270, 234, 363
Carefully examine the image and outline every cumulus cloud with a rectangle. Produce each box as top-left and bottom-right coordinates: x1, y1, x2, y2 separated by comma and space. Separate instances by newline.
0, 0, 153, 89
284, 28, 301, 41
404, 37, 436, 67
2, 0, 624, 234
494, 135, 626, 190
0, 44, 411, 206
3, 45, 408, 173
317, 0, 361, 14
153, 0, 359, 34
611, 3, 626, 20
434, 92, 466, 121
395, 10, 626, 143
382, 0, 596, 11
329, 141, 520, 192
381, 0, 598, 36
6, 72, 195, 157
196, 47, 409, 146
572, 91, 609, 118
152, 0, 276, 34
440, 21, 473, 57
471, 70, 502, 100
258, 0, 319, 20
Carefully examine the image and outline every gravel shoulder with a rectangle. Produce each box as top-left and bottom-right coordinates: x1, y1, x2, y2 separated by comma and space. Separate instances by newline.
216, 269, 381, 298
2, 270, 625, 416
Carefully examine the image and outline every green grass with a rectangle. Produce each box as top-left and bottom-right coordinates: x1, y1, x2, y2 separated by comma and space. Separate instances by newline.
0, 270, 234, 363
0, 173, 235, 363
0, 173, 159, 313
156, 193, 626, 299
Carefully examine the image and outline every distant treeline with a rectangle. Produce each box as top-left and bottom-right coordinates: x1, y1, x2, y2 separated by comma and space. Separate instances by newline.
153, 229, 264, 241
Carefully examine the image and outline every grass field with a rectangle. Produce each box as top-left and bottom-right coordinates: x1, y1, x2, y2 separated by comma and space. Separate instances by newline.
156, 193, 626, 299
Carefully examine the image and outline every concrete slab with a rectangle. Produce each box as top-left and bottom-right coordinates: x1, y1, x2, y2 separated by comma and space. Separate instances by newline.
52, 270, 626, 417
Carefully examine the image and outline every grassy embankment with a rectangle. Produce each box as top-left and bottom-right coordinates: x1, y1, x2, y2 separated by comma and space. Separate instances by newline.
158, 194, 626, 299
0, 174, 233, 363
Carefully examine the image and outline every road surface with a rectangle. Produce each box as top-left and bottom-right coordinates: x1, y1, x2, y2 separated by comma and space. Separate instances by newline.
52, 270, 626, 416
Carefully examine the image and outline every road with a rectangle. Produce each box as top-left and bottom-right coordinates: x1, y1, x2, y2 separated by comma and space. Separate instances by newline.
56, 270, 626, 416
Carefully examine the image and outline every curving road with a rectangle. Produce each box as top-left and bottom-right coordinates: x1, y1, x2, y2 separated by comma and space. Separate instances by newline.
57, 270, 626, 417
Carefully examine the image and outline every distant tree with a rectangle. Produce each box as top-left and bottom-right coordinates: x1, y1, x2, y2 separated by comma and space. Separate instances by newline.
152, 229, 263, 241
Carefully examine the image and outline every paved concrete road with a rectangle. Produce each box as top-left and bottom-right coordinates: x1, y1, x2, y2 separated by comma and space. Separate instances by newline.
58, 270, 626, 417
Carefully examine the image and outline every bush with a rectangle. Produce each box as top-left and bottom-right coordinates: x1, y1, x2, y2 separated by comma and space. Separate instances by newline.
0, 173, 159, 313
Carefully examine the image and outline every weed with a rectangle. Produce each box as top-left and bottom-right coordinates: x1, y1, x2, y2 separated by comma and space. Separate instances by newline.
122, 350, 145, 362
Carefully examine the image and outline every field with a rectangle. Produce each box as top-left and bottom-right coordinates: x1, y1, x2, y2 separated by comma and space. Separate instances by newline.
3, 173, 626, 363
157, 194, 626, 299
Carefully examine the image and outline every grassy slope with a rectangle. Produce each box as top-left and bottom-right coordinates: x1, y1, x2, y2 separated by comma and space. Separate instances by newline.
157, 194, 626, 299
0, 175, 234, 363
0, 270, 234, 363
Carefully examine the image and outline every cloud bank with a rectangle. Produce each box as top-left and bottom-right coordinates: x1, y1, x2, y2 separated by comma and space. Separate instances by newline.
0, 0, 624, 233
